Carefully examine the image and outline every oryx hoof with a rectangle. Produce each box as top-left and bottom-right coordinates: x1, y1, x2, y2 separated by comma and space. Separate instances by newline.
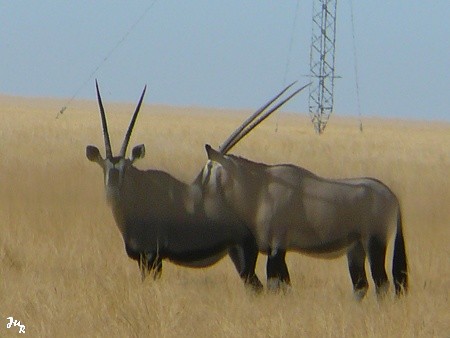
246, 278, 264, 294
375, 283, 390, 300
267, 278, 291, 294
353, 286, 368, 302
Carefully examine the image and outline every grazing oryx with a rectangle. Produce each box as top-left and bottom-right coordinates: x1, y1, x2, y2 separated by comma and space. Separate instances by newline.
85, 81, 303, 290
200, 111, 408, 300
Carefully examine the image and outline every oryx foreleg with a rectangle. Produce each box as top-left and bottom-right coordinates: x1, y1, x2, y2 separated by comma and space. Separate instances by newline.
267, 248, 291, 292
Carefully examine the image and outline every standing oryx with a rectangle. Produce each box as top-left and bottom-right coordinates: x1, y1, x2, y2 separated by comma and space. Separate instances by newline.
85, 81, 304, 290
200, 112, 408, 299
86, 81, 263, 289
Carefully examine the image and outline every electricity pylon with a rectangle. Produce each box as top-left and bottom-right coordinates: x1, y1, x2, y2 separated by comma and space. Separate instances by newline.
308, 0, 338, 134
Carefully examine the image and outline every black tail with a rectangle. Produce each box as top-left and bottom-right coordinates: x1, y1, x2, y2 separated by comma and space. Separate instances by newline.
392, 210, 408, 295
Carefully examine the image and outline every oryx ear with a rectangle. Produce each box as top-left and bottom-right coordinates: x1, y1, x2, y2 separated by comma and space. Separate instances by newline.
205, 144, 222, 162
86, 145, 103, 164
131, 144, 145, 162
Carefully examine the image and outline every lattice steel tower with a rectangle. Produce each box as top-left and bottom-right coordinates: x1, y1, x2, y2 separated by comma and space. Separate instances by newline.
308, 0, 338, 134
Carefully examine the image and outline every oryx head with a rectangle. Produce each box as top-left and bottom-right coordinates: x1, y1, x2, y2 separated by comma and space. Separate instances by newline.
202, 144, 241, 199
86, 81, 147, 203
200, 82, 310, 210
202, 144, 256, 222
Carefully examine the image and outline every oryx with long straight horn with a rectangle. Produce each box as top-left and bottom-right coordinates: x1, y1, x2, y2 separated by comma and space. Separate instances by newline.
191, 82, 309, 282
86, 80, 265, 289
200, 86, 408, 299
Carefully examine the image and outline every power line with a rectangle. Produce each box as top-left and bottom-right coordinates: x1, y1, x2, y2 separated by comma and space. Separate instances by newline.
277, 0, 301, 133
349, 0, 363, 132
56, 0, 158, 118
282, 0, 301, 86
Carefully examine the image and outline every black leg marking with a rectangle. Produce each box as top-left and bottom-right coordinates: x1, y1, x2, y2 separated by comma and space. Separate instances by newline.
277, 250, 291, 285
267, 249, 290, 292
347, 241, 368, 300
228, 246, 245, 275
236, 236, 263, 292
392, 214, 408, 296
368, 236, 389, 297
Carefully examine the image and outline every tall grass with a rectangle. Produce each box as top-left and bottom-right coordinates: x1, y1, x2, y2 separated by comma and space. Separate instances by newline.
1, 96, 449, 337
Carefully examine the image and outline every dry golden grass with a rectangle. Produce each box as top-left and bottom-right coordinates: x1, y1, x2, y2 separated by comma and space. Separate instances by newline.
1, 95, 449, 337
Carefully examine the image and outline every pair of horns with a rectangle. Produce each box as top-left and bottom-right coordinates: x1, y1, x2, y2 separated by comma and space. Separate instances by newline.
219, 81, 311, 154
96, 80, 147, 158
96, 80, 308, 157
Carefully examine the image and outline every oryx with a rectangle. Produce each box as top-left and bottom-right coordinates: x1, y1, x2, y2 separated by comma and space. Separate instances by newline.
86, 81, 263, 290
200, 110, 408, 299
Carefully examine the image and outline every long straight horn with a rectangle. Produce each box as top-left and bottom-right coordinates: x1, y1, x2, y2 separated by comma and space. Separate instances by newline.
96, 80, 113, 158
119, 85, 147, 157
223, 82, 311, 154
219, 81, 297, 154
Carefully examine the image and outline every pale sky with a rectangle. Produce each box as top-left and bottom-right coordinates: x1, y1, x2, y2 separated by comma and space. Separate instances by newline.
1, 1, 449, 121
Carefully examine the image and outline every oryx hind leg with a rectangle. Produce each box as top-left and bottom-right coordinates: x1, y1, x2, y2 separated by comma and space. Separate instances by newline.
368, 236, 389, 297
228, 237, 263, 292
347, 240, 368, 301
267, 249, 291, 292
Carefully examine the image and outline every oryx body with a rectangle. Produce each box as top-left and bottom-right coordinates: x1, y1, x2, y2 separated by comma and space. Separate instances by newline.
86, 82, 262, 289
202, 147, 408, 299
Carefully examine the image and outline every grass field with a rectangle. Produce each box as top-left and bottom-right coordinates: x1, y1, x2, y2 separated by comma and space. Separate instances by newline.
1, 95, 449, 337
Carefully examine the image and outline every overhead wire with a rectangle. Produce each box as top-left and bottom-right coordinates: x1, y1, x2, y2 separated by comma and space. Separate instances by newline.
277, 0, 301, 132
349, 0, 363, 132
56, 0, 158, 118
